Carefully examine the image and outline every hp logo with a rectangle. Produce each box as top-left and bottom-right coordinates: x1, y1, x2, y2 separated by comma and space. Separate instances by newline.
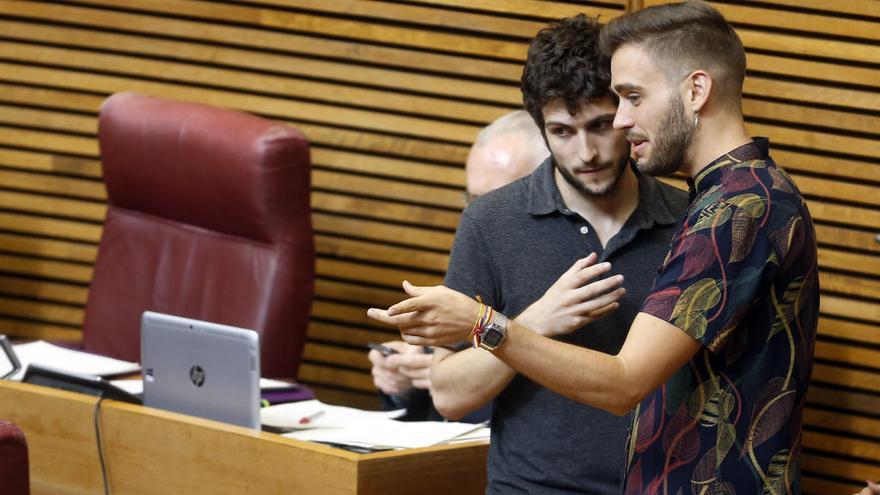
189, 365, 206, 387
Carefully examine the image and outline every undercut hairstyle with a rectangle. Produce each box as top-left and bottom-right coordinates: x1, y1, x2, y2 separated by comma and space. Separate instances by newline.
599, 0, 746, 107
521, 14, 614, 135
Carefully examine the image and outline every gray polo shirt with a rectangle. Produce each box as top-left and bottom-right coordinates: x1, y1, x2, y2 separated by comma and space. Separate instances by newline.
444, 158, 688, 495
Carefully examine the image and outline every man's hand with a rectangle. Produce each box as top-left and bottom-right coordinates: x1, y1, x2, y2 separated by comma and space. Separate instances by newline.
517, 253, 625, 337
854, 481, 880, 495
367, 341, 432, 395
367, 282, 480, 347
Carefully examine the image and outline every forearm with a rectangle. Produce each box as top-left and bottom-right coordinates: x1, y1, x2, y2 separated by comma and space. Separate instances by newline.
493, 321, 640, 416
493, 312, 700, 416
430, 347, 515, 420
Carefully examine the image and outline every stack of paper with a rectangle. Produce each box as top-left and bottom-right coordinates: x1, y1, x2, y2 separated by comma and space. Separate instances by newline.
261, 399, 490, 450
10, 341, 141, 380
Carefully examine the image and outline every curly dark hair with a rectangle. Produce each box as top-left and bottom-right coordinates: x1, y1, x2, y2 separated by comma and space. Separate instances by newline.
521, 14, 614, 135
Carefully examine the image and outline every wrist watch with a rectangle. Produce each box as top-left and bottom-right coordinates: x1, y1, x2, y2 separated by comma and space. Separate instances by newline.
478, 312, 508, 351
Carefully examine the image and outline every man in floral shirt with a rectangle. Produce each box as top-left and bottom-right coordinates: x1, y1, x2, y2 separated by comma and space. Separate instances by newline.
603, 3, 819, 489
369, 1, 818, 493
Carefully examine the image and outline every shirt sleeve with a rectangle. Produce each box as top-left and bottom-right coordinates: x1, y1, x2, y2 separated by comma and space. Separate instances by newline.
443, 206, 502, 309
641, 194, 777, 352
440, 205, 503, 352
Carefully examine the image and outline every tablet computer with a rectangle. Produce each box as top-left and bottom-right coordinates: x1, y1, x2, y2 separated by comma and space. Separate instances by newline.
141, 311, 261, 429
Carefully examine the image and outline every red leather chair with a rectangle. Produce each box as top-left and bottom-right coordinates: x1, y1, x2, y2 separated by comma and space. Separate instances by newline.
0, 420, 29, 495
83, 92, 314, 378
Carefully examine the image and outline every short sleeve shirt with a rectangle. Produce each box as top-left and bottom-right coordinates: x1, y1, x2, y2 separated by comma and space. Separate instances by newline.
625, 139, 820, 494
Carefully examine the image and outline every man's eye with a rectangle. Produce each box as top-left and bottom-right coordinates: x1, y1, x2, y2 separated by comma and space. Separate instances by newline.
591, 120, 614, 131
552, 127, 570, 136
626, 94, 641, 105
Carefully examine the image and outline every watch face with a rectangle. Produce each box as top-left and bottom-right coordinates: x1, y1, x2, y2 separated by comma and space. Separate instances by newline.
482, 327, 504, 347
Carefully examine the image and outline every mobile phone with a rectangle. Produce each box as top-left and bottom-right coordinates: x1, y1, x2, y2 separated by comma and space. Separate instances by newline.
367, 342, 399, 357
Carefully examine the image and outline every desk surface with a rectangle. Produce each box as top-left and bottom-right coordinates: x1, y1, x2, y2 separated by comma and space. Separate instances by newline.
0, 381, 488, 495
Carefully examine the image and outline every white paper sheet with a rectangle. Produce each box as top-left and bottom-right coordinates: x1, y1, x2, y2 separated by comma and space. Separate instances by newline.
261, 399, 404, 430
11, 341, 141, 380
262, 399, 488, 450
259, 378, 299, 390
283, 418, 487, 450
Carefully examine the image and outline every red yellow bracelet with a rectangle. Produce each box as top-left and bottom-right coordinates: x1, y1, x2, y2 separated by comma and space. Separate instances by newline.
469, 303, 487, 347
470, 304, 495, 349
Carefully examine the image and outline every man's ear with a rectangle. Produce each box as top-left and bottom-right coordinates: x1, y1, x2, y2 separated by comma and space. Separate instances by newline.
685, 70, 712, 114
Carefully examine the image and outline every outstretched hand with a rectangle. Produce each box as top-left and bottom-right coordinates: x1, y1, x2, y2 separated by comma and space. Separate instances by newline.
516, 253, 625, 337
367, 281, 481, 346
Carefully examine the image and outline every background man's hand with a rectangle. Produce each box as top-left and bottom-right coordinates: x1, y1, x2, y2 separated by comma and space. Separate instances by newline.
368, 341, 432, 395
853, 481, 880, 495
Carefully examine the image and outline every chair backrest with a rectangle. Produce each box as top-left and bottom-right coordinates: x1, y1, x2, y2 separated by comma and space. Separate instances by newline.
0, 420, 29, 495
83, 92, 314, 378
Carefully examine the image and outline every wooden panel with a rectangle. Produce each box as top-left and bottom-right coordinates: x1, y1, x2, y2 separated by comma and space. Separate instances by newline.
0, 42, 511, 125
0, 317, 80, 342
758, 0, 880, 18
817, 316, 880, 346
78, 0, 532, 60
0, 19, 517, 106
801, 476, 864, 495
822, 295, 880, 325
316, 235, 449, 272
807, 384, 880, 419
313, 191, 461, 230
316, 258, 443, 289
0, 81, 473, 165
0, 0, 521, 81
0, 146, 102, 179
714, 2, 880, 42
308, 320, 400, 349
0, 0, 877, 489
0, 380, 490, 495
747, 51, 880, 89
400, 0, 624, 19
804, 430, 880, 465
253, 0, 551, 38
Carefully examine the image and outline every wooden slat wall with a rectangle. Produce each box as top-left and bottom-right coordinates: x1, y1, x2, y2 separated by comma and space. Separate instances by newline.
0, 0, 877, 490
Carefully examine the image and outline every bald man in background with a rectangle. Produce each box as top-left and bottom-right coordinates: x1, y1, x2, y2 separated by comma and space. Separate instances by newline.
465, 110, 551, 200
368, 110, 548, 421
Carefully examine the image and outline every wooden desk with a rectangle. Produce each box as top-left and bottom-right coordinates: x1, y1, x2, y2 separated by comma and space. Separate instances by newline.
0, 381, 488, 494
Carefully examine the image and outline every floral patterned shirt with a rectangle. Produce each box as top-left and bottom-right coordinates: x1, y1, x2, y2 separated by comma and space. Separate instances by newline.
625, 138, 819, 494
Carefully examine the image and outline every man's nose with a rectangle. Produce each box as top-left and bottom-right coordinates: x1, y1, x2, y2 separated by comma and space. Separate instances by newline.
578, 134, 598, 163
613, 104, 633, 130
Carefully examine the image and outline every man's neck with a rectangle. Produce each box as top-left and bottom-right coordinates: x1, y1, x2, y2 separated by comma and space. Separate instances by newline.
555, 166, 640, 247
682, 114, 753, 178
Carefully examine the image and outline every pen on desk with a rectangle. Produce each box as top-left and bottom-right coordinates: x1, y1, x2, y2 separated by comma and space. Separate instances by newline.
298, 410, 325, 425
